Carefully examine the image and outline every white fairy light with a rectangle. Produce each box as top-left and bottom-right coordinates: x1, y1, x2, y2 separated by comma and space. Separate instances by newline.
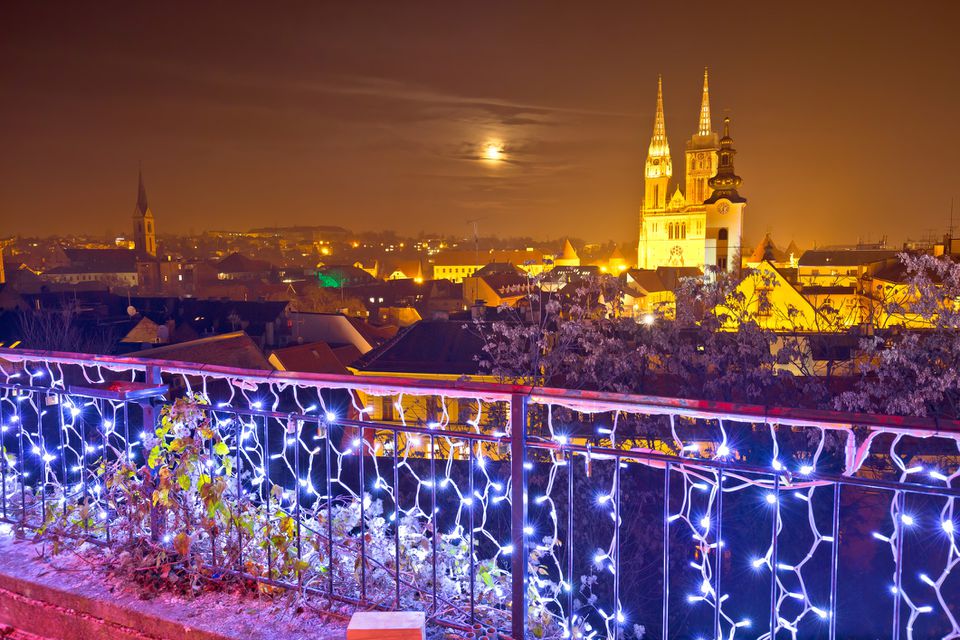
4, 353, 959, 640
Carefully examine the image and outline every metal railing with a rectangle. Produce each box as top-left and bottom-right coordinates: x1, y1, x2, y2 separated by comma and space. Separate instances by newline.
0, 348, 958, 640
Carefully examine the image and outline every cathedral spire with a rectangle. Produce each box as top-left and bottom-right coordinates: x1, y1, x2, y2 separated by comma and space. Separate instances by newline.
645, 75, 672, 181
698, 67, 712, 136
648, 75, 670, 159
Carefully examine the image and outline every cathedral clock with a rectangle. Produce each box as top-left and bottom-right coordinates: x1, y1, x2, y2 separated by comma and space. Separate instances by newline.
717, 201, 730, 215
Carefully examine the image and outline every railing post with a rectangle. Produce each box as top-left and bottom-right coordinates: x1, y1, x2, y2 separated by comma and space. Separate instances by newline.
510, 393, 528, 640
141, 365, 162, 542
141, 365, 162, 424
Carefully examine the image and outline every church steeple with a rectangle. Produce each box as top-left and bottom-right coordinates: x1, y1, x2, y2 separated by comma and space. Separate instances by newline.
698, 67, 712, 136
643, 76, 672, 212
132, 167, 157, 257
685, 68, 720, 206
136, 168, 149, 216
646, 75, 672, 178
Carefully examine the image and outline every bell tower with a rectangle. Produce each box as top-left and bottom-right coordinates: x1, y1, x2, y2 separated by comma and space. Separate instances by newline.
704, 117, 746, 272
685, 68, 719, 206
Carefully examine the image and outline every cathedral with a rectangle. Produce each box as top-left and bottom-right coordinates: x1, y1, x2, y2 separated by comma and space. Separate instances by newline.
636, 70, 746, 272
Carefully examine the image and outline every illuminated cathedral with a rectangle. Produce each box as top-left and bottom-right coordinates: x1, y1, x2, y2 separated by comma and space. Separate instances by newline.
636, 70, 745, 272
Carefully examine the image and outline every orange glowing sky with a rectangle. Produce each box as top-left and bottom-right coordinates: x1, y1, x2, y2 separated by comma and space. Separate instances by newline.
1, 1, 958, 249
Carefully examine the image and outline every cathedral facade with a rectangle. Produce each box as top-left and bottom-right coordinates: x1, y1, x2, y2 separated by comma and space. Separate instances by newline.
637, 70, 745, 272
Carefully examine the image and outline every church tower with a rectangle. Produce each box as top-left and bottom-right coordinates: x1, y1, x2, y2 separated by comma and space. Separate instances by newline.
132, 169, 157, 257
643, 75, 671, 212
704, 117, 746, 272
684, 68, 719, 206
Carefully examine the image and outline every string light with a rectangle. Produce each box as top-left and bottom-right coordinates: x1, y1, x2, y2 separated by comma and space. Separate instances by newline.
1, 352, 958, 640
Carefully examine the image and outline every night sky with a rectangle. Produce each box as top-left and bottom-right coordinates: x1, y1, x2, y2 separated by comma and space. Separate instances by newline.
2, 1, 958, 248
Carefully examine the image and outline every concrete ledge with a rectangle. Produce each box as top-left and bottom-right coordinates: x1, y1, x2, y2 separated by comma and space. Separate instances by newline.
347, 611, 425, 640
0, 537, 344, 640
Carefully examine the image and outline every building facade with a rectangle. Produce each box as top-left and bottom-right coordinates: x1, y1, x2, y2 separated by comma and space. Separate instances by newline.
637, 71, 745, 272
431, 249, 548, 283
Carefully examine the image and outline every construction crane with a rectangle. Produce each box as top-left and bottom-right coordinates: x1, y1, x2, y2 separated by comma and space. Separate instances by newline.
466, 217, 487, 266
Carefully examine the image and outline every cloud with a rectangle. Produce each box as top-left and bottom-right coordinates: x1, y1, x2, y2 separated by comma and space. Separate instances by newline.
299, 75, 639, 120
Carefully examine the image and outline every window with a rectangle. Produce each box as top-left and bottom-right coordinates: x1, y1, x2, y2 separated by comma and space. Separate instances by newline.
653, 185, 659, 206
718, 228, 728, 241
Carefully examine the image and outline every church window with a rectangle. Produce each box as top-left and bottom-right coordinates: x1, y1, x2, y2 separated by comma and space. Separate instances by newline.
718, 228, 729, 241
654, 185, 660, 206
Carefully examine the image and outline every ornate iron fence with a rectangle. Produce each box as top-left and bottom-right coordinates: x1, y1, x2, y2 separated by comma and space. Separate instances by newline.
0, 348, 958, 640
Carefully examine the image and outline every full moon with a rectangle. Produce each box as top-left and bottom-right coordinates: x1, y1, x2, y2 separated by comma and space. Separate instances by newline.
482, 142, 505, 162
